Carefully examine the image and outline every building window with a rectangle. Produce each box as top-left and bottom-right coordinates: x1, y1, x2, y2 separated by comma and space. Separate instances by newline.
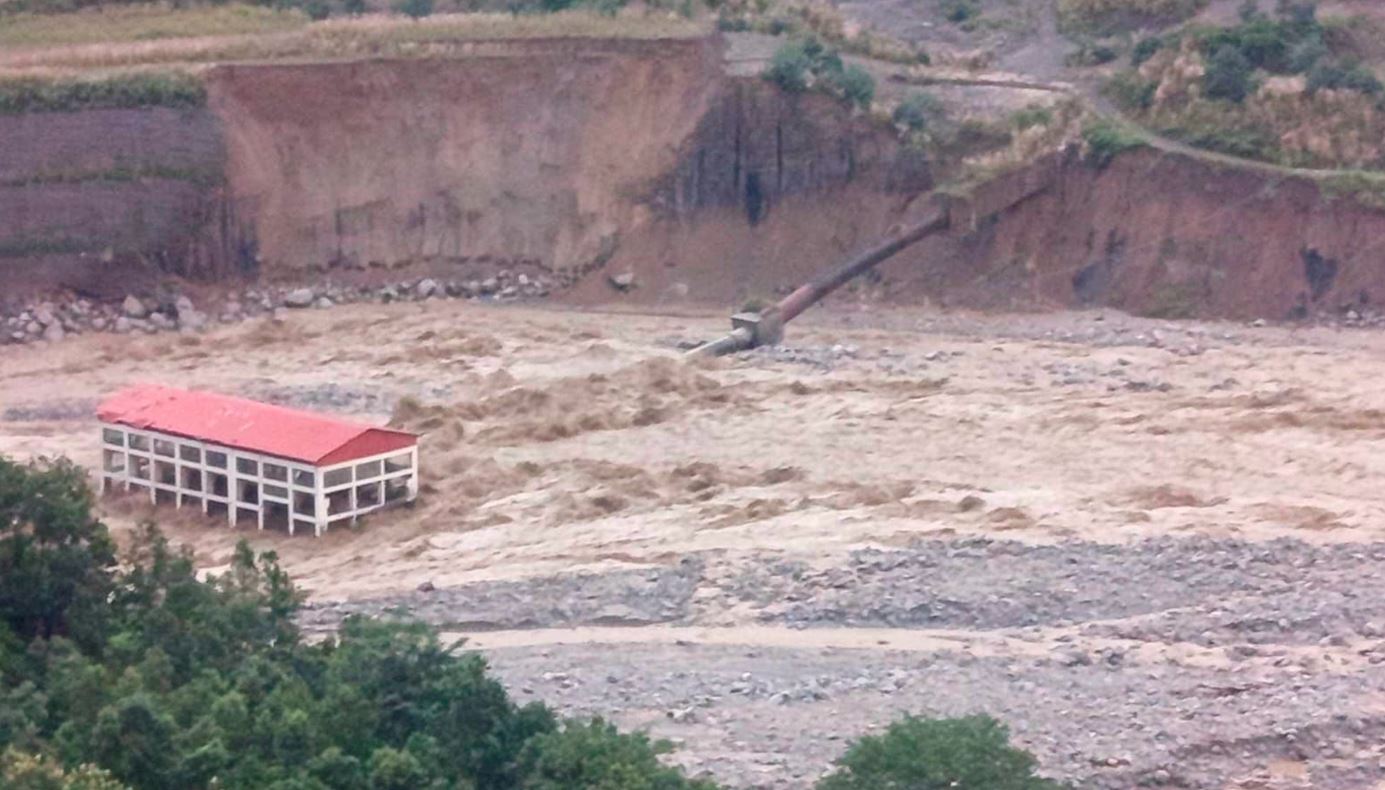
355, 460, 382, 480
236, 457, 257, 476
129, 434, 150, 452
103, 428, 125, 446
264, 463, 288, 482
324, 468, 351, 489
293, 469, 315, 488
153, 439, 175, 458
179, 444, 201, 463
206, 451, 228, 469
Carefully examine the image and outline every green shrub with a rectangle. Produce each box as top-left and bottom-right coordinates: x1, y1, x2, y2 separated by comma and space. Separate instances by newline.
1082, 118, 1144, 167
343, 0, 367, 13
941, 0, 979, 24
893, 91, 944, 131
1067, 39, 1118, 66
764, 37, 871, 108
393, 0, 433, 18
824, 64, 875, 110
766, 40, 813, 92
305, 0, 332, 19
0, 73, 206, 114
1307, 59, 1384, 96
1104, 70, 1157, 110
1203, 44, 1255, 102
1010, 104, 1053, 131
518, 719, 718, 789
816, 715, 1065, 790
1131, 35, 1164, 65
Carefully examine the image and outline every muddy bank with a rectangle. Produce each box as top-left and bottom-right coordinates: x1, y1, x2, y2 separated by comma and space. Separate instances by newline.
872, 148, 1385, 321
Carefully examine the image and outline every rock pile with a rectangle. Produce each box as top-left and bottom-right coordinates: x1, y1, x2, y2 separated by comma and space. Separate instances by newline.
1, 270, 560, 346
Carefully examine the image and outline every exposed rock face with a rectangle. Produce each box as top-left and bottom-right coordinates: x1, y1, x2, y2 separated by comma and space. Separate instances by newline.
0, 107, 243, 298
885, 148, 1385, 320
205, 38, 726, 277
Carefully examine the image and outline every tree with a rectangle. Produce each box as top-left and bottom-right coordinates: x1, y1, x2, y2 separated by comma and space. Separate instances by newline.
518, 719, 719, 789
342, 0, 366, 14
0, 457, 116, 652
828, 65, 875, 111
817, 715, 1064, 790
893, 92, 944, 132
766, 40, 812, 93
1203, 45, 1255, 102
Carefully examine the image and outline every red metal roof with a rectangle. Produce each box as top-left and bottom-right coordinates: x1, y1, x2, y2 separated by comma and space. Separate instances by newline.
97, 385, 416, 466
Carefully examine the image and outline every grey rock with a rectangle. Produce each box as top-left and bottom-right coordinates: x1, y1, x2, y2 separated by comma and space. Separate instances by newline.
284, 288, 315, 308
122, 295, 148, 318
42, 323, 64, 342
178, 310, 208, 332
609, 271, 636, 291
416, 278, 439, 299
314, 297, 334, 309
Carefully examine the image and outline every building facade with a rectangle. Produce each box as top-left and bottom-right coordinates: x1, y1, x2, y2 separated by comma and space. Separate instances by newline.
97, 386, 418, 537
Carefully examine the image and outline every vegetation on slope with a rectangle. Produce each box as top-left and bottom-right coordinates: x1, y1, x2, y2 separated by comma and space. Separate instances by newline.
1059, 0, 1207, 35
0, 453, 1067, 789
765, 36, 875, 111
0, 4, 307, 50
0, 72, 204, 113
1105, 1, 1385, 170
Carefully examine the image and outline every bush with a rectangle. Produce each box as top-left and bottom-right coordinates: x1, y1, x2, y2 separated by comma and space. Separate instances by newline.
941, 0, 979, 24
824, 64, 875, 110
816, 715, 1065, 790
1307, 60, 1384, 96
343, 0, 366, 13
1067, 40, 1118, 66
0, 74, 206, 115
1203, 44, 1255, 102
518, 719, 718, 789
1131, 35, 1164, 65
1104, 70, 1157, 110
393, 0, 433, 18
1082, 118, 1144, 167
893, 91, 944, 131
764, 37, 871, 109
1010, 104, 1053, 131
766, 40, 813, 92
305, 0, 331, 19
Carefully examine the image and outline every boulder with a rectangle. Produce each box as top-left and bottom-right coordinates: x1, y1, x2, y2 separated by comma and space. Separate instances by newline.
609, 271, 636, 291
122, 295, 149, 318
283, 288, 315, 308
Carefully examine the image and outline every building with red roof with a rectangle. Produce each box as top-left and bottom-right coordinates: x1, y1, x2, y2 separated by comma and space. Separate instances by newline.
98, 385, 418, 536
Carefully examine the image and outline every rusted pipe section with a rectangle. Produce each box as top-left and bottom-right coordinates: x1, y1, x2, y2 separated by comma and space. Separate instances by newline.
776, 209, 949, 324
688, 205, 950, 357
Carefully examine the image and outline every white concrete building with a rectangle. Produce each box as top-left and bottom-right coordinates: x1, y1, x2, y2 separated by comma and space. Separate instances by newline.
97, 385, 418, 536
